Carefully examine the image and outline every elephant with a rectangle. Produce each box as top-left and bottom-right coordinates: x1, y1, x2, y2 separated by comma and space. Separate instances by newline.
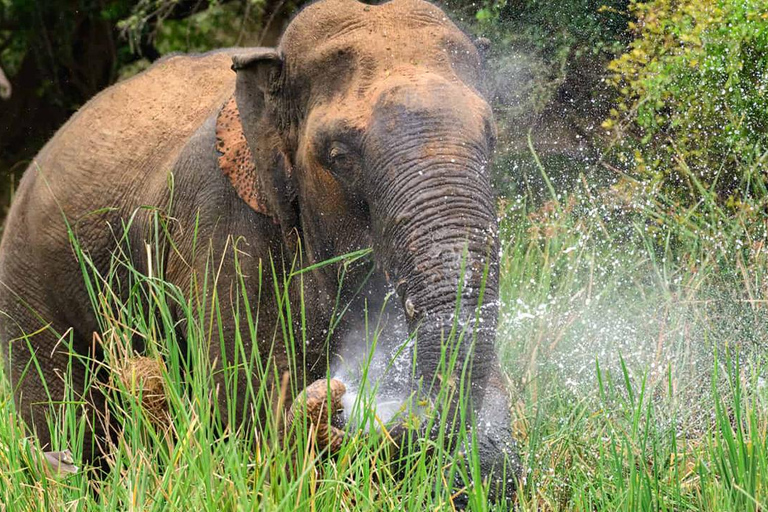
0, 0, 519, 504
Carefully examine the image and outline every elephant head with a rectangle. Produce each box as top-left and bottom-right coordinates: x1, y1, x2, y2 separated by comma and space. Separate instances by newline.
231, 0, 518, 503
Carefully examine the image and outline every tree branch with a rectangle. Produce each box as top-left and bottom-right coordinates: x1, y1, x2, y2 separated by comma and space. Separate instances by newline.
257, 0, 289, 46
0, 64, 11, 100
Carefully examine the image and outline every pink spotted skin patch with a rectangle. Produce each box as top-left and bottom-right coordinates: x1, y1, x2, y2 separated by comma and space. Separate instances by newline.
215, 96, 270, 216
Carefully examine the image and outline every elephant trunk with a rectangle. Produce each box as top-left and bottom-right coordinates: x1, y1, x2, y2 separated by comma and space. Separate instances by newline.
370, 144, 500, 401
363, 79, 519, 503
369, 141, 519, 504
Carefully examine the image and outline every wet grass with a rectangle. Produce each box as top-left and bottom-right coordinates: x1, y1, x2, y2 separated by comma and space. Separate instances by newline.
498, 162, 768, 510
1, 168, 768, 510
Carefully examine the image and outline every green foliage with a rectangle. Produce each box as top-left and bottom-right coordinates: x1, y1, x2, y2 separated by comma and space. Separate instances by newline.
437, 0, 632, 200
117, 0, 268, 56
496, 162, 768, 508
474, 0, 630, 58
606, 0, 768, 207
5, 174, 768, 509
0, 0, 133, 95
154, 3, 252, 54
459, 0, 630, 115
0, 201, 508, 509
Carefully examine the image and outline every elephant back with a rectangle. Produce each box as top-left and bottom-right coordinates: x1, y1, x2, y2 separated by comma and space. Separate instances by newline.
21, 50, 239, 218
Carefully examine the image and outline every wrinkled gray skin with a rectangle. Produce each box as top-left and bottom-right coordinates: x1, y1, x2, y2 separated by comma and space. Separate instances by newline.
0, 0, 518, 504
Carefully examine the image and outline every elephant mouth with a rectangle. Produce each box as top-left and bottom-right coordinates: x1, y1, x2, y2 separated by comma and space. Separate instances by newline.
328, 278, 425, 431
328, 267, 490, 435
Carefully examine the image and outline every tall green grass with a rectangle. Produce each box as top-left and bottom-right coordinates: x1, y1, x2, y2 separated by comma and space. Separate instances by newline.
1, 167, 768, 510
0, 205, 507, 510
495, 161, 768, 509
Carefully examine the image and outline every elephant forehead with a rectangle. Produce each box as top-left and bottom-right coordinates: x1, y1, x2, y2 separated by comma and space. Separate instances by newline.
280, 0, 480, 83
282, 0, 449, 44
365, 73, 493, 138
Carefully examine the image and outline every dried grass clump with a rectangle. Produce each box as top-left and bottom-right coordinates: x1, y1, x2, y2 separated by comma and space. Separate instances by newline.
117, 356, 169, 428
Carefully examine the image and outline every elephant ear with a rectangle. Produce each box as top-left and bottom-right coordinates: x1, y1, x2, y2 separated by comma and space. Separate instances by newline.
230, 49, 300, 249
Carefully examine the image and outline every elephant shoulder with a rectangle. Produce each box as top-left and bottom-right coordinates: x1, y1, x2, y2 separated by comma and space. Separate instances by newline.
163, 112, 283, 291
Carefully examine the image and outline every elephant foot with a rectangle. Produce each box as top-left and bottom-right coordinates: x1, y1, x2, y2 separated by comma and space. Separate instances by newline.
284, 378, 347, 452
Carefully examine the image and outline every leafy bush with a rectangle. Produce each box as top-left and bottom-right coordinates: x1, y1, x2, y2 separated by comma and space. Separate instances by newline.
464, 0, 630, 117
439, 0, 631, 199
605, 0, 768, 206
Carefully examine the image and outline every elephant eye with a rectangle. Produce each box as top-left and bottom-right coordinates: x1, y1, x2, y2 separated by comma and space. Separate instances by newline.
326, 142, 356, 175
328, 142, 350, 163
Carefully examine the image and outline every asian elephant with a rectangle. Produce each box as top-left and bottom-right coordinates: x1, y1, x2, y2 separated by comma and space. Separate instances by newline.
0, 0, 519, 504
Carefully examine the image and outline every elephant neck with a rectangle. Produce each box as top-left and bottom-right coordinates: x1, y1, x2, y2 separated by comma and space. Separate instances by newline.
215, 95, 273, 218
